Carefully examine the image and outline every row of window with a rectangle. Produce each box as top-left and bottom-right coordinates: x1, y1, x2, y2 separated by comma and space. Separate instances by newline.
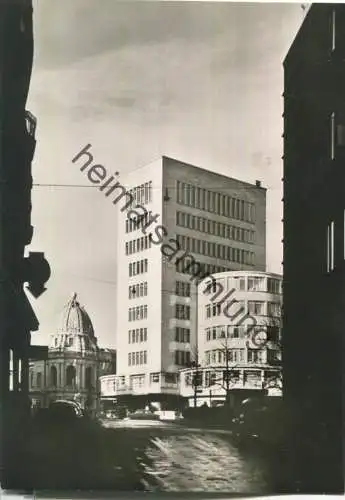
128, 328, 148, 344
30, 365, 94, 389
205, 348, 265, 365
176, 259, 231, 278
127, 181, 152, 208
175, 304, 190, 320
128, 305, 148, 322
175, 280, 191, 297
176, 181, 256, 223
127, 326, 191, 344
237, 276, 281, 294
205, 301, 243, 318
128, 282, 148, 299
53, 335, 92, 350
126, 211, 152, 233
125, 236, 152, 255
129, 258, 148, 277
176, 234, 255, 266
205, 324, 280, 342
184, 369, 268, 387
115, 372, 178, 385
174, 327, 191, 343
205, 276, 281, 295
176, 211, 255, 244
205, 301, 281, 318
128, 351, 147, 366
174, 350, 191, 366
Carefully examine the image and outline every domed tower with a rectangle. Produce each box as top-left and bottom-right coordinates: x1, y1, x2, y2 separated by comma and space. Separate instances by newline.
50, 293, 97, 352
45, 294, 99, 413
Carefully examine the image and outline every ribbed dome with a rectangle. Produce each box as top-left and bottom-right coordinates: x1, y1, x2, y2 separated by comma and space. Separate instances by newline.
58, 293, 95, 338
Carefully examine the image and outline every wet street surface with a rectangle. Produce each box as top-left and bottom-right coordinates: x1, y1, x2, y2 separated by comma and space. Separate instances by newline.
100, 419, 276, 494
27, 418, 281, 493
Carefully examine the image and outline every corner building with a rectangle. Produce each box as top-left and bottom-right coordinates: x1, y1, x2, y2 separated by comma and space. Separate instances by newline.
115, 156, 266, 409
283, 5, 345, 492
180, 271, 282, 407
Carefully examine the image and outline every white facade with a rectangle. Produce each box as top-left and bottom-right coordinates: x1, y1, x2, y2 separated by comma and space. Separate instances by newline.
113, 156, 267, 400
179, 270, 283, 406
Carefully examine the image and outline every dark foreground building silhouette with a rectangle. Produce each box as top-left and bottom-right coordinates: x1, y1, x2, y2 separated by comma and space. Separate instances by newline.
0, 0, 50, 489
283, 4, 345, 493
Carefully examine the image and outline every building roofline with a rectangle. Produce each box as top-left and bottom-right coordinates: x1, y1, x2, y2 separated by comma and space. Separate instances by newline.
162, 155, 267, 191
121, 155, 267, 191
200, 270, 282, 280
283, 4, 313, 66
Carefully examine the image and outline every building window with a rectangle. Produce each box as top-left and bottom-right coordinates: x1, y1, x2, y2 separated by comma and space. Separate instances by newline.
175, 304, 190, 320
66, 365, 76, 387
248, 301, 264, 315
9, 349, 14, 391
331, 112, 335, 160
175, 327, 190, 343
50, 366, 57, 387
129, 259, 148, 277
248, 277, 265, 291
36, 372, 42, 388
267, 278, 281, 294
129, 281, 148, 299
327, 220, 335, 272
239, 278, 246, 290
125, 236, 152, 255
85, 367, 93, 389
128, 305, 148, 321
267, 302, 281, 317
128, 351, 147, 366
248, 349, 264, 363
226, 349, 244, 363
150, 372, 160, 383
331, 9, 336, 51
128, 328, 147, 343
267, 350, 280, 364
175, 281, 191, 297
174, 350, 191, 366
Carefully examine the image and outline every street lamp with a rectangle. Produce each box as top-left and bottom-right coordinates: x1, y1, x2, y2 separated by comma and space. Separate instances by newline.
191, 361, 202, 407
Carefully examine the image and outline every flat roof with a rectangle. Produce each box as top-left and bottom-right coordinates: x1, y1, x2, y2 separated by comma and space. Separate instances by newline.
200, 270, 282, 280
162, 155, 266, 191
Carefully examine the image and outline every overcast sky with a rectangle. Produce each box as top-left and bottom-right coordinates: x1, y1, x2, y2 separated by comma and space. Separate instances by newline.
27, 1, 304, 348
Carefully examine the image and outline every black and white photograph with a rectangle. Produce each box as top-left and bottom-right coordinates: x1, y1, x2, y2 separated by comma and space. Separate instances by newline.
0, 0, 344, 496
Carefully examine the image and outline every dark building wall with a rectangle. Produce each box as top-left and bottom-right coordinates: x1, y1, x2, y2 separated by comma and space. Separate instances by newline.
283, 4, 345, 492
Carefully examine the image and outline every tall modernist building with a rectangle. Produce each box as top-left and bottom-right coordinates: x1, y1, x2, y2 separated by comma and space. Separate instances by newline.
180, 270, 282, 407
113, 156, 266, 408
283, 5, 345, 493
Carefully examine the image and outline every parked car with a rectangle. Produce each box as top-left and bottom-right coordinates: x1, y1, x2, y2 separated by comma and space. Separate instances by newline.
154, 409, 184, 421
128, 409, 160, 420
232, 397, 284, 444
32, 400, 90, 431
